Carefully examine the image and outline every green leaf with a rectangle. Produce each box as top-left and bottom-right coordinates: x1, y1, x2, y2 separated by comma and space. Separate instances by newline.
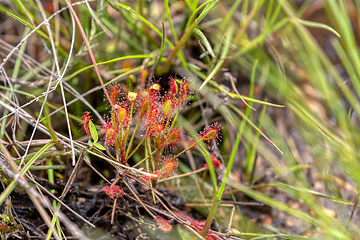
194, 28, 215, 57
89, 120, 98, 142
88, 139, 93, 147
94, 142, 106, 151
291, 18, 340, 38
4, 11, 49, 40
199, 28, 233, 90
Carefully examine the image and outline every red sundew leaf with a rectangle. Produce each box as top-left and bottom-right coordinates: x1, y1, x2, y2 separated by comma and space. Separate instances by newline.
168, 76, 178, 95
111, 104, 130, 129
155, 216, 172, 233
164, 76, 180, 103
203, 155, 222, 170
80, 112, 92, 136
107, 84, 122, 106
119, 85, 141, 111
159, 155, 178, 178
127, 91, 138, 102
0, 223, 10, 232
149, 122, 164, 138
162, 129, 181, 152
199, 122, 222, 145
190, 221, 218, 240
103, 185, 124, 199
146, 78, 162, 103
144, 170, 160, 181
163, 98, 175, 116
178, 78, 194, 105
102, 118, 116, 147
145, 105, 161, 129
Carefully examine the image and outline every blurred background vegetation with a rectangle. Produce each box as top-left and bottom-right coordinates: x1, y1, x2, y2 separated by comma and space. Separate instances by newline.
1, 0, 360, 239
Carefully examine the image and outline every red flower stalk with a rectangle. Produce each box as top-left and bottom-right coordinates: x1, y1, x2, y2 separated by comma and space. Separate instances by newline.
155, 216, 172, 233
103, 185, 124, 199
162, 129, 181, 151
159, 155, 178, 178
200, 122, 222, 146
204, 155, 222, 170
80, 112, 92, 136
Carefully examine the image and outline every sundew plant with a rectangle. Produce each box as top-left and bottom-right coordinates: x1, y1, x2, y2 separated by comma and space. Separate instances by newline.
81, 77, 221, 190
79, 76, 224, 234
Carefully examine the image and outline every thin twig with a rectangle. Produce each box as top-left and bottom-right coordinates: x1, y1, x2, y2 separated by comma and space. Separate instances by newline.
59, 149, 86, 200
123, 180, 156, 219
0, 164, 89, 239
224, 72, 255, 111
158, 167, 207, 183
26, 173, 95, 228
64, 0, 113, 107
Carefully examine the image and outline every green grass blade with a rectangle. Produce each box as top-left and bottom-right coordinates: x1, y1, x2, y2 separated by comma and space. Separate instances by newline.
199, 28, 233, 89
194, 28, 215, 58
4, 10, 49, 40
290, 18, 340, 38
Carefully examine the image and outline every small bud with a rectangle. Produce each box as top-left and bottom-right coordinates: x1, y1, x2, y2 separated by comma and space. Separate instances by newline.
127, 92, 137, 102
149, 83, 160, 91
